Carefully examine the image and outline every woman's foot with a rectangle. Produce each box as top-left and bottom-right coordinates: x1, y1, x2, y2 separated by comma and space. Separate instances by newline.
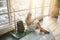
36, 23, 50, 34
44, 31, 50, 34
40, 29, 50, 34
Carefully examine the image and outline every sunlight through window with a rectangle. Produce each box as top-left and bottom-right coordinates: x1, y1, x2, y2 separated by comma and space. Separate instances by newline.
10, 0, 51, 23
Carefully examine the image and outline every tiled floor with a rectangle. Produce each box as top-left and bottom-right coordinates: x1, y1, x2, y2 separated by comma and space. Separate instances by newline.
42, 16, 60, 40
20, 32, 55, 40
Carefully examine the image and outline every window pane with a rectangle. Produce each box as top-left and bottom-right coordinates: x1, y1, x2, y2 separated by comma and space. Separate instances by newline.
0, 0, 7, 7
0, 0, 9, 27
36, 8, 42, 18
0, 7, 8, 14
0, 14, 9, 26
0, 0, 7, 14
44, 0, 51, 6
32, 0, 43, 8
11, 0, 30, 11
43, 7, 50, 15
31, 9, 36, 19
11, 10, 29, 23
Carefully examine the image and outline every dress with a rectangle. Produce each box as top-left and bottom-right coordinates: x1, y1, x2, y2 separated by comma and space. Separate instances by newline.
27, 19, 39, 31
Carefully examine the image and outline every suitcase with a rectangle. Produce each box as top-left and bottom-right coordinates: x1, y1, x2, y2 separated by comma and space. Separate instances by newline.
17, 21, 24, 33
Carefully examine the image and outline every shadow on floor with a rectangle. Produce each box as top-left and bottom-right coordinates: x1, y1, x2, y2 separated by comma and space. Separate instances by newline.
0, 32, 19, 40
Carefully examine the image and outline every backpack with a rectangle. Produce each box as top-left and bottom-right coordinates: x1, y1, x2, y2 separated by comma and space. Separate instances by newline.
17, 21, 24, 33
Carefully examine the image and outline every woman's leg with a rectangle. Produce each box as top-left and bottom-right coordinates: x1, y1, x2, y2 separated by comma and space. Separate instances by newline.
36, 23, 49, 34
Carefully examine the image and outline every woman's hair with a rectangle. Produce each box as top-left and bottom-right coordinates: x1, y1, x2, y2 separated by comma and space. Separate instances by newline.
26, 13, 32, 20
25, 13, 32, 26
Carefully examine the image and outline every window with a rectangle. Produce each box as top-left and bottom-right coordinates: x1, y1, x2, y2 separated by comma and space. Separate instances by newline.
43, 0, 51, 15
11, 0, 30, 11
32, 0, 43, 8
9, 0, 51, 24
0, 0, 7, 7
0, 0, 9, 27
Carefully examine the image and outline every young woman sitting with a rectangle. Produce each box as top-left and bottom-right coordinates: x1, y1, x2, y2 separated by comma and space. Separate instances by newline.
25, 13, 49, 34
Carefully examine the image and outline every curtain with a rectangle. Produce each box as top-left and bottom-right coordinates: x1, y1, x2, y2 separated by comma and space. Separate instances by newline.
49, 0, 59, 18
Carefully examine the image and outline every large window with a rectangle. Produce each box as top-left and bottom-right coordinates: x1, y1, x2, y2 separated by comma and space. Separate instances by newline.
0, 0, 9, 27
10, 0, 51, 23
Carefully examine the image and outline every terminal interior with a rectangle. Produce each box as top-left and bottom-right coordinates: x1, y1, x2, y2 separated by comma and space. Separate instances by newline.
0, 0, 60, 40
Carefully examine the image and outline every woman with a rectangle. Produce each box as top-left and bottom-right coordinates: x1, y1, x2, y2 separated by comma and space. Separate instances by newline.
25, 13, 49, 34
